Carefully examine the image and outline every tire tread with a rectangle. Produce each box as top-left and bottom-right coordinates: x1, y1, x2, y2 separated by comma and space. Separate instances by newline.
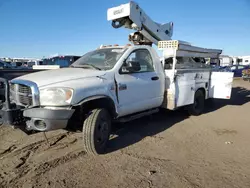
82, 108, 110, 155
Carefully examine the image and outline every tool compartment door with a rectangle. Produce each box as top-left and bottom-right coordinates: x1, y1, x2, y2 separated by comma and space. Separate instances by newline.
208, 72, 234, 99
175, 72, 196, 107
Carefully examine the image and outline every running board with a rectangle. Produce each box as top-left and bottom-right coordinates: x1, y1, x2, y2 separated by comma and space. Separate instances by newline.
116, 108, 159, 123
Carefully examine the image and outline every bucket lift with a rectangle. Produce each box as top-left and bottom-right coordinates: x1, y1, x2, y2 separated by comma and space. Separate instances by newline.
107, 1, 222, 61
107, 1, 173, 45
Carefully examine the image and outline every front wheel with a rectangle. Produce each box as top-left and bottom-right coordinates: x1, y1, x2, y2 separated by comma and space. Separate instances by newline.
188, 90, 205, 116
82, 108, 111, 155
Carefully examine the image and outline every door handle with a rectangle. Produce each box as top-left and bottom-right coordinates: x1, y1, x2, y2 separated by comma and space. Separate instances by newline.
151, 76, 159, 81
118, 83, 127, 91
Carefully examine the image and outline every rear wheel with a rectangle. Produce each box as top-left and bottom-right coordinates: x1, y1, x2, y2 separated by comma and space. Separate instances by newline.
188, 90, 205, 116
82, 108, 111, 155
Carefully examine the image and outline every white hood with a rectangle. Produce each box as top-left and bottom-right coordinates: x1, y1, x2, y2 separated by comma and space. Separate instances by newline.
12, 68, 106, 87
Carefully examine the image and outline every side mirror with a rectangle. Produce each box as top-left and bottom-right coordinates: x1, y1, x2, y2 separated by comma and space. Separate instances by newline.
125, 60, 141, 72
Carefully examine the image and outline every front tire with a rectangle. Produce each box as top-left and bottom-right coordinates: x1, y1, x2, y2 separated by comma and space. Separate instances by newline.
82, 108, 111, 155
188, 90, 205, 116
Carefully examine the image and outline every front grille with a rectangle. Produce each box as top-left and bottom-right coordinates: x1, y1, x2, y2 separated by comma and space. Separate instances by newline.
10, 83, 33, 106
19, 93, 33, 106
10, 83, 15, 91
18, 84, 32, 94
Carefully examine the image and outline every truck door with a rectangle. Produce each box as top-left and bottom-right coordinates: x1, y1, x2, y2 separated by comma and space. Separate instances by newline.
115, 49, 163, 116
208, 72, 234, 99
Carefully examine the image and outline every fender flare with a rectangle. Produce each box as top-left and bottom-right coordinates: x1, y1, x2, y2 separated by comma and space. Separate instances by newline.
74, 95, 110, 105
73, 95, 118, 117
195, 87, 206, 98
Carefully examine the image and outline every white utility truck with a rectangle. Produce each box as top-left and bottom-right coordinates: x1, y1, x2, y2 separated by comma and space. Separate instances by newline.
0, 1, 233, 155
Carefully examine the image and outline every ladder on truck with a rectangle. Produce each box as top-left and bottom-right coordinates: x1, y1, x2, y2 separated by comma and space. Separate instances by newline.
158, 40, 222, 70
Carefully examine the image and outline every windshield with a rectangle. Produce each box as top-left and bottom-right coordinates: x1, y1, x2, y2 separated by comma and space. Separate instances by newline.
71, 48, 127, 70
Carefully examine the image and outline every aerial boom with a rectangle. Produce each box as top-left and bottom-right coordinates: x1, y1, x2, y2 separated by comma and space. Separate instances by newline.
107, 1, 173, 45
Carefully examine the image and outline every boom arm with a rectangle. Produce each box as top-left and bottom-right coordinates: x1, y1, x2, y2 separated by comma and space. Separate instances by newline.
107, 1, 174, 45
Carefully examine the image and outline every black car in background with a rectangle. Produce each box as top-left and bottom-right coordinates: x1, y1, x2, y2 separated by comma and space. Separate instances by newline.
0, 61, 14, 69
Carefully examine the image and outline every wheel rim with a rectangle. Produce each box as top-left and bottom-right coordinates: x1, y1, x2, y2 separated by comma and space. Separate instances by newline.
194, 95, 203, 112
194, 98, 199, 110
96, 119, 109, 146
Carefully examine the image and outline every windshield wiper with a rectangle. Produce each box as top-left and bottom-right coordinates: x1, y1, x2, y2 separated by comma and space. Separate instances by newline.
70, 64, 102, 70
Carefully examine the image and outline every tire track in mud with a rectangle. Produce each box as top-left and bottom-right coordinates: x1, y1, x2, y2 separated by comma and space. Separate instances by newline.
49, 134, 67, 146
120, 151, 173, 163
15, 151, 32, 169
0, 131, 84, 187
120, 151, 203, 188
0, 145, 17, 155
5, 150, 86, 188
0, 132, 73, 159
34, 150, 86, 176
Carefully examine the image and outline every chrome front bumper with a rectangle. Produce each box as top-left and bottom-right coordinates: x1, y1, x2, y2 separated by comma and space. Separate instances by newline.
24, 108, 75, 131
0, 78, 75, 132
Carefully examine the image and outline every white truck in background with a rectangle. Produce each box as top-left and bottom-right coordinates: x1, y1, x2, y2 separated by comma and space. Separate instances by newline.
219, 55, 233, 67
0, 1, 233, 155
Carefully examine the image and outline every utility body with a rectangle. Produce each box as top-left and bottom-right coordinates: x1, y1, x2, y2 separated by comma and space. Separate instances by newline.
0, 1, 233, 154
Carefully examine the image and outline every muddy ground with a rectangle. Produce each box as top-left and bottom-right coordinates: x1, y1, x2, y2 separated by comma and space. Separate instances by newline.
0, 79, 250, 188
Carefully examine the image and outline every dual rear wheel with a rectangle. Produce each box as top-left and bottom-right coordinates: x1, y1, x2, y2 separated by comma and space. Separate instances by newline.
188, 90, 205, 116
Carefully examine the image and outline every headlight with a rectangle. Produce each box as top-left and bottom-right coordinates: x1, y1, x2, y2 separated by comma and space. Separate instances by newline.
40, 87, 73, 106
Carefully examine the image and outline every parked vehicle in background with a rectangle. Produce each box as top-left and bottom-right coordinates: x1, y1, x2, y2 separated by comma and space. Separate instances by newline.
0, 56, 80, 100
0, 60, 41, 100
219, 55, 233, 67
12, 61, 24, 67
236, 56, 250, 65
0, 61, 14, 69
42, 55, 81, 68
0, 60, 30, 69
26, 60, 43, 67
222, 65, 250, 77
242, 68, 250, 81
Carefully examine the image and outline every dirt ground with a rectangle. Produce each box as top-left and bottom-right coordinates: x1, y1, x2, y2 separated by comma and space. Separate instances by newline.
0, 79, 250, 188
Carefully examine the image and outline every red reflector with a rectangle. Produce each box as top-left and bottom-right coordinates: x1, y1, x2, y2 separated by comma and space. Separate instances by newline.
226, 96, 230, 98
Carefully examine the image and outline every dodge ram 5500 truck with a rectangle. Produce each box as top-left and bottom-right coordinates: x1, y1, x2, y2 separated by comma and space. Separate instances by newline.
0, 2, 233, 155
0, 42, 233, 154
